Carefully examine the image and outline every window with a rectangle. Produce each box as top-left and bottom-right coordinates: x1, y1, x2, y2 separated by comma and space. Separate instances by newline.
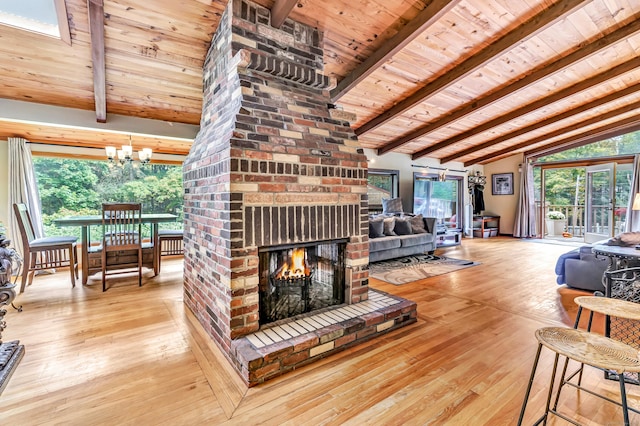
367, 169, 399, 214
0, 0, 61, 38
33, 157, 183, 238
413, 172, 463, 229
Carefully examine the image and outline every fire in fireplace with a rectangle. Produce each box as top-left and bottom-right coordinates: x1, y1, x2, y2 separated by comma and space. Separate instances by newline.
259, 239, 346, 325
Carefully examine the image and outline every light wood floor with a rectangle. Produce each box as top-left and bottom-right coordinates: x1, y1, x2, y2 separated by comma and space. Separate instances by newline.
1, 237, 638, 425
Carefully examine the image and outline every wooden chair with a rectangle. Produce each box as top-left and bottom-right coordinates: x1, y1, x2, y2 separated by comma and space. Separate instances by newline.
158, 229, 183, 273
101, 203, 143, 291
12, 203, 78, 293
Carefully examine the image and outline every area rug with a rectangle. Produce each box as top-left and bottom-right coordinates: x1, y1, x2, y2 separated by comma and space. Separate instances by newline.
369, 254, 480, 285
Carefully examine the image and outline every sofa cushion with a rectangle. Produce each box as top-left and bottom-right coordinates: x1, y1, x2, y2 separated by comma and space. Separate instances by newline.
369, 217, 384, 238
408, 214, 427, 234
383, 217, 397, 236
369, 236, 402, 252
382, 197, 404, 214
398, 233, 432, 248
394, 217, 413, 235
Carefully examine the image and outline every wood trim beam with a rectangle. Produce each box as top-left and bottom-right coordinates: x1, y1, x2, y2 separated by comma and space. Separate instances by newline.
377, 13, 640, 155
355, 0, 588, 136
270, 0, 298, 29
330, 0, 460, 102
87, 0, 107, 123
525, 119, 640, 159
412, 54, 640, 160
532, 155, 635, 169
440, 81, 640, 164
54, 0, 71, 45
465, 114, 640, 166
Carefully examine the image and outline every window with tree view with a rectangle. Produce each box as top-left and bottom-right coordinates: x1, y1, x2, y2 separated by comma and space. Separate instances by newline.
413, 173, 462, 229
367, 169, 399, 213
34, 157, 183, 238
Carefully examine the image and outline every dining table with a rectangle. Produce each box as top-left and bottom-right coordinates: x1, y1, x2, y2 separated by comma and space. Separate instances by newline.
54, 213, 178, 285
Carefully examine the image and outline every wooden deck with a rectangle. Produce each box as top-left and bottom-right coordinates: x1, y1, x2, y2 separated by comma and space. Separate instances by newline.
1, 238, 637, 424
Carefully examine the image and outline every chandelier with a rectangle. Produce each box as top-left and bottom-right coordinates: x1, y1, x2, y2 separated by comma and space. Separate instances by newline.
105, 136, 152, 166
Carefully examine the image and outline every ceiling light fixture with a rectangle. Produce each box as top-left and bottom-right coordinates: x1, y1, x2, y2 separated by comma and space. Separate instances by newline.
105, 135, 152, 166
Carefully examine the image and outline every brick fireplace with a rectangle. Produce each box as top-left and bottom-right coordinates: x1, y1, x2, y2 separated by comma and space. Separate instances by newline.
183, 0, 416, 386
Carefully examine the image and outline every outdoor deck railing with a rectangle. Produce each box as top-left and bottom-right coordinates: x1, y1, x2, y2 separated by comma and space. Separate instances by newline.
534, 202, 623, 237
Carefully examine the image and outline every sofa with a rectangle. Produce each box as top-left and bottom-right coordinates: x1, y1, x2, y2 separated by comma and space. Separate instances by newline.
555, 233, 640, 292
369, 215, 437, 263
555, 245, 608, 293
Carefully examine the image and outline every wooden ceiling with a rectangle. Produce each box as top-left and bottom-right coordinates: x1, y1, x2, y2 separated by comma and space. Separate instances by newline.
1, 0, 640, 165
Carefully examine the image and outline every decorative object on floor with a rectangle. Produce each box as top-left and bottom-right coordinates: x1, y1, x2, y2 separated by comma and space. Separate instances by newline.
369, 254, 479, 285
0, 234, 25, 395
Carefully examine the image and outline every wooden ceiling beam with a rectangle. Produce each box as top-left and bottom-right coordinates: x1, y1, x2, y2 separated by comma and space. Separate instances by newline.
270, 0, 298, 28
465, 113, 640, 166
330, 0, 459, 102
412, 54, 640, 160
440, 81, 640, 163
54, 0, 71, 45
524, 119, 640, 159
87, 0, 107, 123
378, 13, 640, 155
355, 0, 589, 136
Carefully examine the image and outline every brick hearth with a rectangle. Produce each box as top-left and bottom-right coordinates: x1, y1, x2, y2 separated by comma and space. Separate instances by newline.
232, 290, 417, 386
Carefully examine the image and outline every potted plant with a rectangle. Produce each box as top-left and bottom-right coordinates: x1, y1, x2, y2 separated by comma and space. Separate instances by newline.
546, 211, 565, 236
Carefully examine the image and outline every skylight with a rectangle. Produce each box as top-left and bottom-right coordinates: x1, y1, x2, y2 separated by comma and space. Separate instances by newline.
0, 0, 61, 38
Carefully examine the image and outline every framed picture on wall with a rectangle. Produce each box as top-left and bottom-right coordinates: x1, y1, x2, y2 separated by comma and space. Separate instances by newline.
492, 173, 514, 195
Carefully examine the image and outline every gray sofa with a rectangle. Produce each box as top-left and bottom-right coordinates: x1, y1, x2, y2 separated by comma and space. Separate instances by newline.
369, 216, 437, 263
555, 245, 607, 293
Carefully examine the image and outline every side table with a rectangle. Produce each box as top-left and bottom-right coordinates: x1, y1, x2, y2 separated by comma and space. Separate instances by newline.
472, 215, 500, 238
435, 229, 462, 247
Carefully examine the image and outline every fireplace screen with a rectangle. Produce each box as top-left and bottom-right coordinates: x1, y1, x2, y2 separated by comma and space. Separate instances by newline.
258, 240, 346, 325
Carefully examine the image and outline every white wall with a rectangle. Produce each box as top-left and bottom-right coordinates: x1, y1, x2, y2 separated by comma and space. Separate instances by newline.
482, 154, 524, 235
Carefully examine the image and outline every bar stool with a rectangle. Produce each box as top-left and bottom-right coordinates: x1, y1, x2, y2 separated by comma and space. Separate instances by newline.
518, 296, 640, 426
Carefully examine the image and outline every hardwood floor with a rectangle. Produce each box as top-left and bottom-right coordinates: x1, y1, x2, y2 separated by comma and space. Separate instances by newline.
1, 238, 638, 425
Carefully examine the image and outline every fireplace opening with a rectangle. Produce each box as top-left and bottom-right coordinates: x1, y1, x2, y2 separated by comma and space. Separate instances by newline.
258, 239, 346, 325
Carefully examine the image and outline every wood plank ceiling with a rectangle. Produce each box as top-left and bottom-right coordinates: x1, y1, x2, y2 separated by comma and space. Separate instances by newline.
0, 0, 639, 165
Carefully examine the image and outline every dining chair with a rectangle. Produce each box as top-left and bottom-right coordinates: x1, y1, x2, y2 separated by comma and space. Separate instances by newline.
158, 229, 184, 273
12, 203, 79, 293
101, 202, 143, 291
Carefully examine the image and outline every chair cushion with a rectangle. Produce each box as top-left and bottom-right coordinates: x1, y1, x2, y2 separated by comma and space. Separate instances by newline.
30, 236, 77, 247
159, 229, 184, 237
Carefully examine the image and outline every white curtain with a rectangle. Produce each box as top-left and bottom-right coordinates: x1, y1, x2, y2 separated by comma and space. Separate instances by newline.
625, 154, 640, 232
513, 161, 537, 238
8, 137, 44, 255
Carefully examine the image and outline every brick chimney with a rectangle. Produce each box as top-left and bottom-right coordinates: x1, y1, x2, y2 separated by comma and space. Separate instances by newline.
182, 0, 369, 375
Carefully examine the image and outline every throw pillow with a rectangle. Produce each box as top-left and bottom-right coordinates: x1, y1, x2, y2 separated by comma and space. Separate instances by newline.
383, 217, 396, 236
408, 214, 427, 234
394, 217, 413, 235
369, 217, 384, 238
382, 197, 404, 214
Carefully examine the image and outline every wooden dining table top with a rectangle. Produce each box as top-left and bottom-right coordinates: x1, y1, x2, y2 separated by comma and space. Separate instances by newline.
55, 213, 178, 227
